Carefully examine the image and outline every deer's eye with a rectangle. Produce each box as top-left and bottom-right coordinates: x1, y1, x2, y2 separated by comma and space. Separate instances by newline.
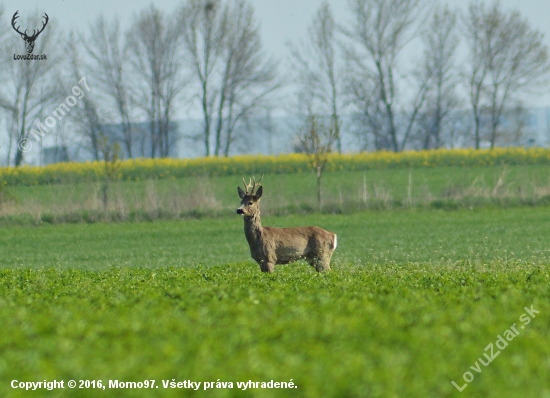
248, 202, 253, 206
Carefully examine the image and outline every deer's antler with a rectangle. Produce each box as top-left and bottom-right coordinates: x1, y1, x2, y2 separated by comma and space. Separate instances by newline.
242, 177, 252, 195
242, 175, 263, 195
251, 175, 263, 195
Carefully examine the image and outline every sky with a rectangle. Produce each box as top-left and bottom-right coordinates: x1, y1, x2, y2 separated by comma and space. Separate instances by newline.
4, 0, 550, 107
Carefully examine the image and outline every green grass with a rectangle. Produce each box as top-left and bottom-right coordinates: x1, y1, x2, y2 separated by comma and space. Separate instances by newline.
3, 207, 550, 269
1, 207, 550, 397
2, 263, 549, 398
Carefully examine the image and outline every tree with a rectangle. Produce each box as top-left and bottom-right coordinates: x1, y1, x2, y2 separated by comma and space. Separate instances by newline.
97, 132, 121, 211
81, 16, 136, 158
67, 33, 103, 161
464, 1, 550, 149
295, 114, 338, 211
215, 0, 280, 157
127, 5, 188, 158
179, 0, 226, 157
180, 0, 279, 157
1, 11, 62, 166
0, 5, 15, 165
343, 0, 429, 152
415, 5, 461, 149
288, 2, 343, 153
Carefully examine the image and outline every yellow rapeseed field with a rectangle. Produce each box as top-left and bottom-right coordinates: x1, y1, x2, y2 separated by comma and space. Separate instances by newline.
1, 147, 550, 186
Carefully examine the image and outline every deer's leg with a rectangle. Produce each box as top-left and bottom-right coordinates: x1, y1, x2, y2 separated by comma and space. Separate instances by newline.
259, 259, 275, 273
264, 262, 275, 273
313, 258, 324, 272
308, 251, 325, 271
316, 258, 331, 272
258, 259, 267, 272
315, 250, 333, 272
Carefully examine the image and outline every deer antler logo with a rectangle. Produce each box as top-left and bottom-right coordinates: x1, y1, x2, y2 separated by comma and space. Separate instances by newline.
12, 11, 49, 55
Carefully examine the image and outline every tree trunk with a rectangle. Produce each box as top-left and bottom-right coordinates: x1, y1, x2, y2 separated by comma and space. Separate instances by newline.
202, 79, 211, 157
102, 177, 109, 211
14, 147, 24, 167
473, 105, 481, 150
317, 166, 322, 211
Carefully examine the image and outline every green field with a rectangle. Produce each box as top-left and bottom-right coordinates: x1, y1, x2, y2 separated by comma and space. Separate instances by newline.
1, 206, 550, 397
2, 164, 550, 225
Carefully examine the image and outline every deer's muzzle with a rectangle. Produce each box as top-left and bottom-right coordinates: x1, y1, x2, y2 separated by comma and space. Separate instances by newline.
237, 208, 244, 215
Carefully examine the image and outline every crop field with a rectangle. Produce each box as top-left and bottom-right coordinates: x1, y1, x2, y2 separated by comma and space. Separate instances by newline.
1, 147, 550, 226
3, 163, 550, 225
1, 206, 550, 397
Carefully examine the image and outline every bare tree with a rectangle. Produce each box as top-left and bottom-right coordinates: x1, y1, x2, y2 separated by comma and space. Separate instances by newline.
179, 0, 226, 157
127, 5, 188, 158
97, 132, 121, 211
295, 114, 338, 211
343, 0, 429, 152
1, 11, 62, 166
67, 33, 103, 160
80, 16, 136, 158
179, 0, 280, 157
0, 6, 15, 164
464, 2, 487, 149
215, 0, 281, 157
464, 1, 550, 149
289, 2, 343, 153
415, 5, 461, 149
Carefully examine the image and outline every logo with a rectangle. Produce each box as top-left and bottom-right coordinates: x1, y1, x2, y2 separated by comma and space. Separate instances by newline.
12, 10, 48, 60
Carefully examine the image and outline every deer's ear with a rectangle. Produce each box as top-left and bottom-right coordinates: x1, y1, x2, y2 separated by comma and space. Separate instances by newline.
255, 186, 263, 199
237, 186, 245, 199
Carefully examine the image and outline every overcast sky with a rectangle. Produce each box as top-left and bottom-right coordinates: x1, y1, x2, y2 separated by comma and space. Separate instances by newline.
5, 0, 550, 107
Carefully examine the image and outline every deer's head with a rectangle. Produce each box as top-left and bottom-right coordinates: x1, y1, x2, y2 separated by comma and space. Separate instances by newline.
12, 11, 49, 55
237, 176, 263, 217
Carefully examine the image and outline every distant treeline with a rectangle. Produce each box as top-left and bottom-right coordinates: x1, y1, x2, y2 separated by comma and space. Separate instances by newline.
2, 1, 550, 167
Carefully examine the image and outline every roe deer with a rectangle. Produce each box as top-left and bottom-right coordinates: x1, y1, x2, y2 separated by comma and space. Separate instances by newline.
236, 177, 337, 272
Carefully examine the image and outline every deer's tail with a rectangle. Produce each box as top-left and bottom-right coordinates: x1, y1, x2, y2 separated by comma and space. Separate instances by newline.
330, 233, 337, 251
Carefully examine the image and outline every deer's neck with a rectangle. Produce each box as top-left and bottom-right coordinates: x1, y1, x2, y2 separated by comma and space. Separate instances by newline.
244, 211, 263, 244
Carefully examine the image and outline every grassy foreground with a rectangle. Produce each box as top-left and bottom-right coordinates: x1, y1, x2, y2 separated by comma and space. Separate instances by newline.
2, 263, 549, 398
1, 208, 550, 397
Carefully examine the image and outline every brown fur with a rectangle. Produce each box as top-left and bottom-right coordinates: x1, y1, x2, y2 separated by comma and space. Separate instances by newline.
237, 182, 337, 272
